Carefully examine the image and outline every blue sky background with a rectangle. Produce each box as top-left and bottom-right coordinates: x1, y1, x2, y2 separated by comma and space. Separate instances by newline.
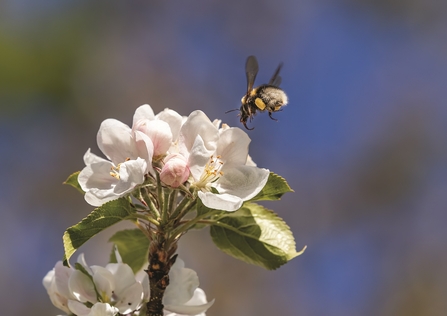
1, 0, 447, 315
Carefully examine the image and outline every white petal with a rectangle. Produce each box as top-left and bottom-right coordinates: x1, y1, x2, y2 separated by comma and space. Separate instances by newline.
140, 274, 150, 301
97, 119, 137, 165
76, 254, 93, 275
69, 270, 97, 303
134, 130, 154, 174
133, 104, 155, 126
68, 300, 91, 316
91, 266, 114, 301
105, 263, 136, 295
89, 302, 119, 316
163, 259, 198, 306
198, 191, 243, 212
83, 149, 108, 166
164, 288, 214, 316
187, 135, 214, 182
113, 158, 146, 194
216, 127, 250, 165
84, 189, 119, 207
180, 110, 218, 154
156, 108, 183, 141
54, 261, 74, 299
78, 159, 117, 192
215, 165, 270, 201
113, 282, 144, 314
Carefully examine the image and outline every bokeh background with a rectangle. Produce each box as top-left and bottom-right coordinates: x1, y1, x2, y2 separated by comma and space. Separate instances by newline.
2, 0, 447, 315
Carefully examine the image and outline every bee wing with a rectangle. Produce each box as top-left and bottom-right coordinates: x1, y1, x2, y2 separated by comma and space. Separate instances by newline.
245, 55, 259, 93
269, 62, 283, 86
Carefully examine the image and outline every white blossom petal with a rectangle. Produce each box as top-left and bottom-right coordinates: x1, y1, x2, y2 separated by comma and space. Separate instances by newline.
215, 165, 270, 201
180, 110, 218, 154
69, 270, 97, 303
156, 108, 183, 142
133, 104, 155, 126
68, 300, 91, 316
97, 119, 137, 165
83, 148, 107, 165
164, 288, 214, 316
78, 158, 117, 192
163, 259, 198, 306
113, 282, 144, 314
198, 191, 243, 212
216, 127, 250, 165
112, 158, 146, 193
90, 266, 114, 301
88, 302, 119, 316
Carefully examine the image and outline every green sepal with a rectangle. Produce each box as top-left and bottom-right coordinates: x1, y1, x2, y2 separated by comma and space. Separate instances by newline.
63, 198, 137, 266
109, 229, 150, 274
251, 172, 293, 201
63, 171, 84, 194
210, 203, 305, 270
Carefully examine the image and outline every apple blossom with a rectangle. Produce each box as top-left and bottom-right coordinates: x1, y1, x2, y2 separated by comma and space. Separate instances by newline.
189, 126, 270, 212
141, 258, 214, 316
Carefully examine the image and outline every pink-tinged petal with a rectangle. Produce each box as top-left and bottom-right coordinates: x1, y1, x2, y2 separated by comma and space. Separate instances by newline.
198, 191, 243, 212
68, 299, 91, 316
215, 165, 270, 201
114, 282, 144, 314
133, 104, 155, 126
91, 266, 114, 301
216, 127, 250, 165
163, 259, 198, 306
156, 108, 183, 141
78, 159, 117, 192
69, 270, 97, 303
180, 110, 218, 153
88, 302, 119, 316
135, 119, 172, 157
160, 154, 190, 187
164, 288, 214, 316
97, 119, 137, 165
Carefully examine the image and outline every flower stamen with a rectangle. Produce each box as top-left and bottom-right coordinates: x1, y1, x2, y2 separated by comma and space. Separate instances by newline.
194, 155, 224, 190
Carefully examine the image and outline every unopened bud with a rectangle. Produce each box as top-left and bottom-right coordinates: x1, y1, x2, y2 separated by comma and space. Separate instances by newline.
160, 154, 190, 187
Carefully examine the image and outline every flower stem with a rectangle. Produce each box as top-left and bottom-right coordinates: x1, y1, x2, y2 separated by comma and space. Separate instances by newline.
146, 235, 177, 316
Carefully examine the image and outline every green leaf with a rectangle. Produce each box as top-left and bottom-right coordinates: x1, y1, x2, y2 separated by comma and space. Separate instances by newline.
63, 171, 84, 194
251, 172, 293, 201
63, 198, 137, 266
109, 229, 150, 274
210, 203, 305, 270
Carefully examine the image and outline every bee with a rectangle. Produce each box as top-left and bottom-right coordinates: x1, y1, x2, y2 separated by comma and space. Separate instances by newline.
228, 55, 288, 130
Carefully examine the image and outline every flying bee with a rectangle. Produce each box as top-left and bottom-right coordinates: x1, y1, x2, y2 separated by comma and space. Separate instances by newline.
228, 55, 288, 130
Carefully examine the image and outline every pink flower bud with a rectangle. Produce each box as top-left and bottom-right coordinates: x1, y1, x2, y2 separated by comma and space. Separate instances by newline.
160, 154, 190, 187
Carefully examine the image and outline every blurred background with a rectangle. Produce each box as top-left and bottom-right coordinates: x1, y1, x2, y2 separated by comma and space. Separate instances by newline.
1, 0, 447, 315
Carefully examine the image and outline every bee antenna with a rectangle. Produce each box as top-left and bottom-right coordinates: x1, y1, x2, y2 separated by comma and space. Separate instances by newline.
225, 108, 239, 114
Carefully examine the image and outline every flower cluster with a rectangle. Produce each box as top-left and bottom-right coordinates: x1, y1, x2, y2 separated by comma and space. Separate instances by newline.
43, 253, 213, 316
78, 105, 270, 212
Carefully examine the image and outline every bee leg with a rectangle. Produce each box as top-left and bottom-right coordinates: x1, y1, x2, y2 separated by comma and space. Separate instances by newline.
268, 112, 278, 121
243, 121, 254, 130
